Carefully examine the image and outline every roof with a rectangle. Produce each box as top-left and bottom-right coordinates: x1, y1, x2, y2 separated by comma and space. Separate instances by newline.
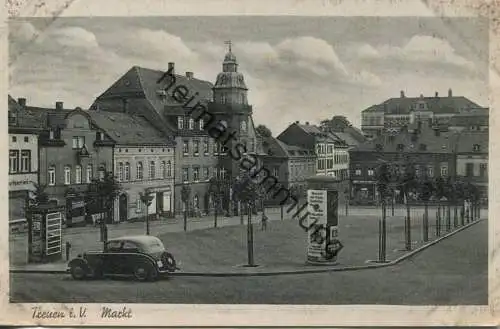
88, 111, 174, 146
455, 131, 488, 153
331, 131, 362, 148
96, 66, 213, 128
279, 140, 316, 157
8, 97, 47, 129
108, 235, 163, 245
450, 113, 489, 127
296, 124, 343, 144
362, 94, 484, 115
261, 136, 288, 158
352, 126, 459, 154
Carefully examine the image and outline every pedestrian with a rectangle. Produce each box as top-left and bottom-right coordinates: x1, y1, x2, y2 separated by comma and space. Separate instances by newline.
261, 213, 268, 231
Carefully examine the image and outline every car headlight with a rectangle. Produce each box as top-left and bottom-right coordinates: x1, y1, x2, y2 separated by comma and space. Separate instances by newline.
157, 260, 163, 268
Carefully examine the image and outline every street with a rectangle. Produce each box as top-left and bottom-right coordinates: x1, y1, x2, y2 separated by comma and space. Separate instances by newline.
10, 219, 487, 305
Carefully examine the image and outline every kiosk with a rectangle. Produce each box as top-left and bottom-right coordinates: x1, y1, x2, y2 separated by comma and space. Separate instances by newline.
26, 204, 65, 263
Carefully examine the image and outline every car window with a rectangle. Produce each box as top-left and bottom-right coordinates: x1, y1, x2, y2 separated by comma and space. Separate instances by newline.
122, 241, 140, 252
106, 241, 122, 251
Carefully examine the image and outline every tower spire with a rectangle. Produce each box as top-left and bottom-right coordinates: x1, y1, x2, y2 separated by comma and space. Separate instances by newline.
224, 40, 232, 52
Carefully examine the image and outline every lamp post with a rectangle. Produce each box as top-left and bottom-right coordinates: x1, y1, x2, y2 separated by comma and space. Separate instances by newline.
208, 177, 220, 228
139, 192, 154, 235
181, 185, 191, 232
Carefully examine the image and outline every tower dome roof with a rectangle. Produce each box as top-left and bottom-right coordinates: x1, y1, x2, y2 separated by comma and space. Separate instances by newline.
214, 71, 247, 90
224, 51, 237, 63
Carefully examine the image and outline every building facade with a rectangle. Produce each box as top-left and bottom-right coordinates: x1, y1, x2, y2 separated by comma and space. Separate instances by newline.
277, 122, 348, 179
16, 101, 116, 226
361, 89, 488, 139
88, 111, 176, 222
349, 124, 458, 205
8, 96, 42, 228
455, 131, 488, 201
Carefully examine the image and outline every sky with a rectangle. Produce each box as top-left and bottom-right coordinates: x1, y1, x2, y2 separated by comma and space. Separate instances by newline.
8, 16, 489, 135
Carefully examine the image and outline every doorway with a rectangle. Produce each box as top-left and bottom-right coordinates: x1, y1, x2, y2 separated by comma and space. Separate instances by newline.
119, 193, 128, 222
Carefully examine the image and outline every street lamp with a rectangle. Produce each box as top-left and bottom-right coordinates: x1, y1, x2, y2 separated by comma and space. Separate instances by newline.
139, 192, 154, 235
181, 184, 191, 232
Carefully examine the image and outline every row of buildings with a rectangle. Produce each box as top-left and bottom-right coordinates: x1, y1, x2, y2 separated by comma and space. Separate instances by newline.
8, 45, 489, 227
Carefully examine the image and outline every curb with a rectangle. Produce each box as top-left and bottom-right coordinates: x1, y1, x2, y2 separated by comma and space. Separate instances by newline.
10, 218, 484, 277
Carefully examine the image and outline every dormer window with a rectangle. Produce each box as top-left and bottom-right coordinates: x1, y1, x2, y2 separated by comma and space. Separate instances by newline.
241, 120, 247, 132
199, 119, 204, 130
8, 111, 17, 125
473, 144, 481, 152
156, 89, 167, 98
189, 118, 194, 130
178, 116, 184, 129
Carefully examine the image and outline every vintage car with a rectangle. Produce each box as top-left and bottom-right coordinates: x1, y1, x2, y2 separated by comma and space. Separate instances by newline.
68, 235, 178, 281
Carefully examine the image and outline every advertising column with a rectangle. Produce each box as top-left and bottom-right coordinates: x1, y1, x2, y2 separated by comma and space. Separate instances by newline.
307, 189, 343, 264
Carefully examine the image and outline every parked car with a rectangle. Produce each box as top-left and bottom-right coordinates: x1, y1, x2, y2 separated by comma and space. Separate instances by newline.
68, 235, 178, 281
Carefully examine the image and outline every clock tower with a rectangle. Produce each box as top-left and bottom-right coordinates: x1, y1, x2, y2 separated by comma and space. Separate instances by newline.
209, 41, 263, 214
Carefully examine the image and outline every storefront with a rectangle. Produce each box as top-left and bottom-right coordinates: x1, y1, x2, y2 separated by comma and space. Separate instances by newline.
145, 185, 173, 217
8, 174, 37, 233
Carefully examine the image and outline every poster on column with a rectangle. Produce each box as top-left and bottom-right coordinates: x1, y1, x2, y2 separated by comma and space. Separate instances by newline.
307, 189, 327, 261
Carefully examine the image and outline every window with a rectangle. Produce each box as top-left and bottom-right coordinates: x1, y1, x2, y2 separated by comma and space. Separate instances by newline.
220, 168, 227, 180
166, 161, 172, 177
64, 166, 71, 185
375, 144, 383, 151
117, 162, 124, 182
419, 144, 427, 151
273, 167, 279, 178
193, 195, 199, 209
193, 167, 200, 182
183, 168, 189, 182
241, 120, 247, 132
427, 166, 434, 177
480, 163, 487, 177
199, 119, 204, 130
149, 161, 156, 179
193, 140, 200, 155
203, 138, 209, 154
136, 162, 143, 180
9, 150, 19, 173
137, 199, 142, 212
48, 166, 56, 186
368, 169, 374, 176
204, 167, 210, 181
72, 136, 85, 149
86, 164, 93, 183
440, 164, 448, 177
397, 144, 405, 151
221, 94, 227, 104
24, 136, 29, 143
473, 144, 481, 152
12, 136, 17, 142
124, 162, 130, 181
75, 165, 82, 184
183, 140, 189, 155
98, 167, 105, 181
177, 116, 184, 129
160, 161, 166, 179
213, 142, 219, 155
20, 150, 30, 172
355, 169, 362, 176
465, 163, 474, 177
189, 118, 194, 130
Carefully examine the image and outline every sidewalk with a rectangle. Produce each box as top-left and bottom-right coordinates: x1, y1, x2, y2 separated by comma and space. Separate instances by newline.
10, 213, 486, 276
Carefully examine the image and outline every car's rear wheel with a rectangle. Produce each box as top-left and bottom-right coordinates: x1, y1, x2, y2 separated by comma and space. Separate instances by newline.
70, 264, 87, 280
133, 263, 151, 282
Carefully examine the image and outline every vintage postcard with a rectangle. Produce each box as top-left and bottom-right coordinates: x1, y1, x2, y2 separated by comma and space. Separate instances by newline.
1, 0, 498, 326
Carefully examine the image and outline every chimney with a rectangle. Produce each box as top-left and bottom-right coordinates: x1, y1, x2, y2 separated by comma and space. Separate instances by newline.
305, 121, 309, 125
100, 132, 105, 140
295, 121, 299, 124
168, 62, 175, 74
448, 88, 452, 97
420, 93, 424, 98
55, 101, 63, 110
400, 90, 405, 98
435, 91, 439, 97
17, 98, 26, 108
186, 72, 193, 79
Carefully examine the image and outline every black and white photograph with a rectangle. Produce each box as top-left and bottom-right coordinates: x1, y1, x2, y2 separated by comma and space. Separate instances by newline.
2, 0, 498, 326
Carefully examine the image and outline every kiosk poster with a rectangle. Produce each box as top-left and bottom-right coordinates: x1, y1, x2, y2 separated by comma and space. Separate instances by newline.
307, 190, 327, 261
31, 213, 43, 257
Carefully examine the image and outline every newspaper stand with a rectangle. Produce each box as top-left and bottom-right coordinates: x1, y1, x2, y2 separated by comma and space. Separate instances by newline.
26, 204, 65, 263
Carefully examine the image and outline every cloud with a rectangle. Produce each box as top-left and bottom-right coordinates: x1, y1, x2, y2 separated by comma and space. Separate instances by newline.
9, 21, 38, 44
349, 35, 476, 72
39, 26, 100, 49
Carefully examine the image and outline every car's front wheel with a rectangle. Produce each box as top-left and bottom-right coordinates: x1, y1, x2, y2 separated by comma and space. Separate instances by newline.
70, 264, 87, 280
